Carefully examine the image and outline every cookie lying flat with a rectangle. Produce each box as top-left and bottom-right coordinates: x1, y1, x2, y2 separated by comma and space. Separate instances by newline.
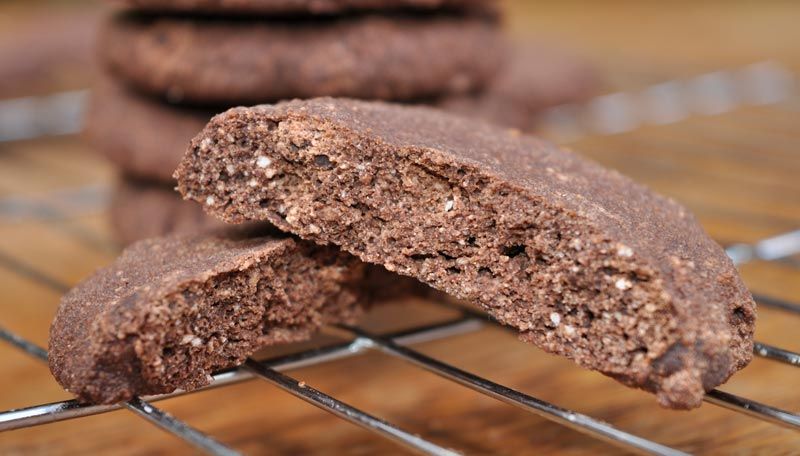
176, 98, 756, 409
100, 13, 503, 105
86, 80, 213, 183
109, 177, 236, 245
437, 43, 599, 130
49, 234, 365, 404
88, 49, 592, 185
118, 0, 494, 15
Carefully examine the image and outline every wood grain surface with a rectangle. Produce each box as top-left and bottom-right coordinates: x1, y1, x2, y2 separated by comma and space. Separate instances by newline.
1, 1, 799, 454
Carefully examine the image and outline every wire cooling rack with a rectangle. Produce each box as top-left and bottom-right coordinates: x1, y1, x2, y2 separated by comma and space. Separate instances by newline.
1, 64, 799, 455
1, 234, 799, 456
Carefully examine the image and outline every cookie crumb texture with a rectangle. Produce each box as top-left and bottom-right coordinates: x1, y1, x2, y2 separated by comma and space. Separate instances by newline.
177, 98, 756, 409
100, 13, 503, 104
48, 235, 365, 404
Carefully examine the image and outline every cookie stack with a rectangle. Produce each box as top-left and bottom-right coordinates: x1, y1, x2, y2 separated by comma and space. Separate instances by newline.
86, 0, 595, 245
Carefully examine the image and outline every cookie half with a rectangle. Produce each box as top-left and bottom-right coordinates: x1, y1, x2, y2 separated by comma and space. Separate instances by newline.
49, 234, 366, 404
99, 13, 504, 104
175, 97, 756, 409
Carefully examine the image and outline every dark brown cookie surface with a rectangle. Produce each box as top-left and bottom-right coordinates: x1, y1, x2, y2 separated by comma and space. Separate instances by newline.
100, 13, 504, 105
49, 234, 366, 404
117, 0, 495, 15
176, 98, 756, 409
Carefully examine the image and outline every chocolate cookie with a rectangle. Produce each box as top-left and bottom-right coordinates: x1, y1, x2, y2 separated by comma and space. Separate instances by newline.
109, 177, 233, 245
49, 234, 366, 404
437, 43, 599, 130
117, 0, 495, 15
109, 177, 435, 298
175, 98, 756, 409
85, 80, 213, 183
88, 47, 593, 185
99, 13, 503, 105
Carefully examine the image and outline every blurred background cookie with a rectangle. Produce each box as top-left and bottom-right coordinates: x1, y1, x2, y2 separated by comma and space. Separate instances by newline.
85, 79, 213, 183
109, 176, 230, 245
85, 49, 599, 188
437, 42, 599, 130
99, 12, 504, 104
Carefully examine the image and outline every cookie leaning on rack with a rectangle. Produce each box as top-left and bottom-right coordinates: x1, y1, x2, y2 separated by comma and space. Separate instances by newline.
176, 97, 756, 410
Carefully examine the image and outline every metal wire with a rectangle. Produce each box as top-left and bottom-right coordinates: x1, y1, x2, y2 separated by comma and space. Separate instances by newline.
725, 234, 800, 315
0, 326, 49, 360
726, 229, 800, 265
335, 325, 687, 456
1, 77, 798, 453
753, 342, 800, 367
1, 316, 691, 455
244, 359, 460, 456
752, 293, 800, 315
2, 247, 800, 454
443, 303, 800, 431
705, 390, 800, 430
0, 90, 87, 142
0, 317, 481, 432
538, 61, 796, 142
0, 327, 239, 456
124, 397, 241, 456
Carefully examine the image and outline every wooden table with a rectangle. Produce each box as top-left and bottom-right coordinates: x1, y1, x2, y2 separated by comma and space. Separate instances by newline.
1, 1, 798, 454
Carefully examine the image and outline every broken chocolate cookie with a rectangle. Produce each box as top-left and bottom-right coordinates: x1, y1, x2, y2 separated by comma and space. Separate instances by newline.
49, 234, 365, 404
175, 97, 756, 409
